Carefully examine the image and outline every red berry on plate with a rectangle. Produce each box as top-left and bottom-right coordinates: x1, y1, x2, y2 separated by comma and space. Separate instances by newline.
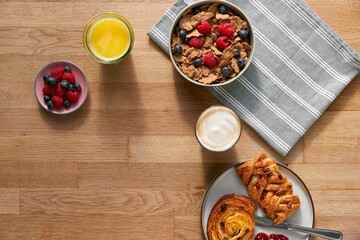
65, 90, 79, 102
56, 82, 66, 97
50, 67, 64, 81
255, 233, 270, 240
189, 37, 202, 48
62, 72, 75, 85
269, 234, 289, 240
51, 95, 64, 108
218, 23, 234, 38
42, 85, 56, 96
197, 21, 212, 34
216, 36, 230, 50
202, 52, 217, 67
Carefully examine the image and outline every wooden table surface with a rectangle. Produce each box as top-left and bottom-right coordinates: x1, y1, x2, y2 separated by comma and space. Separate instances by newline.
0, 0, 359, 239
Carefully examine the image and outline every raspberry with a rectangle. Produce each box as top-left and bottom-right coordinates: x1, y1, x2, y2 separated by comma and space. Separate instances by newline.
50, 67, 64, 81
255, 233, 270, 240
197, 21, 212, 34
65, 90, 79, 102
51, 95, 64, 108
269, 234, 289, 240
216, 36, 230, 50
218, 23, 234, 38
202, 52, 217, 67
42, 85, 56, 96
56, 82, 66, 97
189, 37, 202, 48
62, 72, 75, 84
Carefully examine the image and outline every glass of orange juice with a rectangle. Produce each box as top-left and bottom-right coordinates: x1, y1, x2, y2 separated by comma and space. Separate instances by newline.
83, 13, 134, 64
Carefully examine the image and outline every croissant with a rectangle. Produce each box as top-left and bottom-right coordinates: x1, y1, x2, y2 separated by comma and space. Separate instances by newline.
236, 153, 301, 224
207, 194, 257, 240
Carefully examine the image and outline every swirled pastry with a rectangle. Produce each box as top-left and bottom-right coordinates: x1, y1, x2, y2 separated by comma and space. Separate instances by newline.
236, 153, 301, 224
207, 194, 257, 240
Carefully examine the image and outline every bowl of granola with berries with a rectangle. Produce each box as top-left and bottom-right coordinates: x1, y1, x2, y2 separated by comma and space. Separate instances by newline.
169, 1, 255, 86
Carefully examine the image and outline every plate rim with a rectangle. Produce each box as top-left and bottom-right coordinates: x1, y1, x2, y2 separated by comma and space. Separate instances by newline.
200, 160, 315, 239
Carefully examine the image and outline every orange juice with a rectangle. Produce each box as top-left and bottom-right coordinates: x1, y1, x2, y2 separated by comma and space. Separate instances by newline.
83, 13, 134, 64
89, 19, 130, 60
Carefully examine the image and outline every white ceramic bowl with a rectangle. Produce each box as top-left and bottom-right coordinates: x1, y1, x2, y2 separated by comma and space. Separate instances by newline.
169, 0, 255, 87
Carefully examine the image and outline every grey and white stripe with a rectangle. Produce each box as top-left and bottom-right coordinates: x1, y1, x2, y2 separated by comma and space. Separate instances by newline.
252, 57, 321, 118
165, 9, 177, 21
183, 0, 193, 6
250, 0, 350, 84
282, 0, 360, 69
151, 26, 169, 46
214, 86, 291, 152
254, 27, 336, 101
238, 76, 306, 135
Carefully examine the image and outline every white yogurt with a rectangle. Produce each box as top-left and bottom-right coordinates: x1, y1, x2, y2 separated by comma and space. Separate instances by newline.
196, 106, 241, 152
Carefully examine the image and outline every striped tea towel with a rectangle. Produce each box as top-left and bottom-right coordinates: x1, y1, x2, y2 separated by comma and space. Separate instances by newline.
147, 0, 360, 156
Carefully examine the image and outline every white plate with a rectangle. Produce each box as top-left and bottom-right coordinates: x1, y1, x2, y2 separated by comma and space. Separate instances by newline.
201, 162, 314, 239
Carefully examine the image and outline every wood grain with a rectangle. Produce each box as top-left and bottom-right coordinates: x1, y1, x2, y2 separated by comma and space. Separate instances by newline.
311, 190, 360, 216
0, 81, 8, 108
289, 164, 360, 190
0, 133, 128, 162
79, 162, 226, 190
0, 161, 78, 188
0, 0, 359, 239
21, 189, 202, 216
175, 216, 203, 240
0, 215, 174, 240
0, 109, 198, 135
0, 188, 19, 214
304, 111, 360, 164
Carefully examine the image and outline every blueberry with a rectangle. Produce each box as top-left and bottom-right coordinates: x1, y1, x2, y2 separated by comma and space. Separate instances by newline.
193, 58, 202, 67
174, 44, 182, 54
68, 84, 74, 91
63, 99, 71, 108
183, 38, 190, 45
43, 95, 51, 102
234, 49, 240, 58
192, 7, 201, 15
74, 83, 81, 91
237, 58, 245, 67
43, 74, 50, 82
64, 66, 72, 73
60, 80, 69, 89
179, 29, 187, 39
219, 5, 227, 14
47, 100, 54, 109
238, 29, 249, 38
209, 37, 214, 42
221, 67, 231, 76
46, 77, 57, 86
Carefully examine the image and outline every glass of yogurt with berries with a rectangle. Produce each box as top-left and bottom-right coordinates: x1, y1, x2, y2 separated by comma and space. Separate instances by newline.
169, 1, 255, 86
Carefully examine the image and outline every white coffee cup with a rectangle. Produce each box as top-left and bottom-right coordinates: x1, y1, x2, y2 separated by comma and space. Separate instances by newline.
195, 106, 242, 152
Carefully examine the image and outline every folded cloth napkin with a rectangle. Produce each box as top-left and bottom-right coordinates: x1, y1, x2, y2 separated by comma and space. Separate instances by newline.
148, 0, 360, 156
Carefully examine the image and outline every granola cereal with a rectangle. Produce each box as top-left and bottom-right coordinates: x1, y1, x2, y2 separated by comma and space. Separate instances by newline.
171, 3, 252, 85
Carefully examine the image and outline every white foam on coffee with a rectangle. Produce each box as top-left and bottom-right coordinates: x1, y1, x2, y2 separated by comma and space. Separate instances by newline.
196, 106, 241, 151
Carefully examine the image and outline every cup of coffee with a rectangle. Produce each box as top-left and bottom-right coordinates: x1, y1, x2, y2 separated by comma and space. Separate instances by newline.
195, 106, 242, 152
